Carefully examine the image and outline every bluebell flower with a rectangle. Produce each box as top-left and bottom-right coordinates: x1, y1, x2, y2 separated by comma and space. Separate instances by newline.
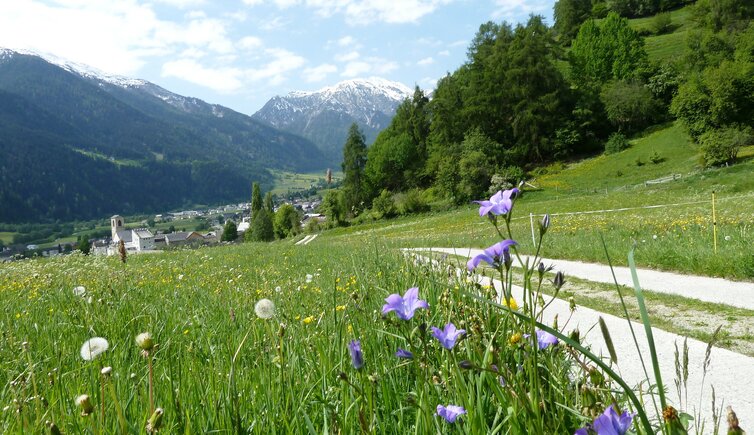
431, 323, 466, 350
436, 404, 466, 423
381, 287, 429, 320
474, 188, 519, 217
348, 340, 364, 369
467, 239, 517, 271
395, 348, 414, 359
575, 405, 634, 435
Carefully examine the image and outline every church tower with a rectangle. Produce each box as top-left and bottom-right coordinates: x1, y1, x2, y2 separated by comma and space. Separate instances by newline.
111, 215, 124, 240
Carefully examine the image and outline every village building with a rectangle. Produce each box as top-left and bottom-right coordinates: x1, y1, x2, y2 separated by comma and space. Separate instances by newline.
106, 215, 155, 254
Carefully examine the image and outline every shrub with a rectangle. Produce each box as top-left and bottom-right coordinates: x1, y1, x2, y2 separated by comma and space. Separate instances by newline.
395, 189, 429, 215
649, 151, 665, 164
604, 133, 630, 154
372, 189, 397, 219
247, 211, 274, 242
273, 204, 300, 239
652, 12, 672, 35
699, 126, 753, 167
489, 166, 525, 194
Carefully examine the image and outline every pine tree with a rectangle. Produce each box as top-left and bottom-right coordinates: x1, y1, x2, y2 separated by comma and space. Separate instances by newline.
341, 123, 368, 213
264, 192, 274, 212
248, 210, 274, 242
221, 221, 238, 242
251, 182, 263, 216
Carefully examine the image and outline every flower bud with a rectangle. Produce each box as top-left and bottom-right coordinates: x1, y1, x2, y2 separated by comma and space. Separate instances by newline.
46, 420, 62, 435
458, 360, 475, 370
75, 394, 94, 416
727, 406, 743, 434
569, 297, 576, 312
135, 332, 154, 351
539, 214, 550, 236
101, 366, 112, 377
146, 407, 163, 433
553, 271, 566, 290
569, 329, 580, 343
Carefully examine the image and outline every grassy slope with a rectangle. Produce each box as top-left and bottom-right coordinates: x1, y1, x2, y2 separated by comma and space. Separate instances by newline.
325, 122, 754, 279
630, 5, 696, 63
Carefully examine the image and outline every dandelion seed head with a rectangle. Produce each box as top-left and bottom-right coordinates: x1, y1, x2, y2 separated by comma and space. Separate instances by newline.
80, 337, 109, 361
254, 299, 276, 319
73, 286, 86, 297
135, 332, 154, 351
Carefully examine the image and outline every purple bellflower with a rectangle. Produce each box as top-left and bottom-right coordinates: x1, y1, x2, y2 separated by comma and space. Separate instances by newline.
535, 329, 559, 350
382, 287, 429, 320
467, 239, 518, 271
475, 188, 519, 217
436, 404, 467, 423
395, 348, 414, 359
575, 405, 634, 435
431, 323, 466, 350
348, 340, 364, 370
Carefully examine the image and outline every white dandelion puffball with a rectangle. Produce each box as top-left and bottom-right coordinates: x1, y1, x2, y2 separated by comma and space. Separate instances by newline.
305, 274, 313, 283
725, 235, 732, 241
80, 337, 109, 361
275, 286, 282, 293
73, 286, 86, 297
135, 332, 154, 351
255, 299, 276, 319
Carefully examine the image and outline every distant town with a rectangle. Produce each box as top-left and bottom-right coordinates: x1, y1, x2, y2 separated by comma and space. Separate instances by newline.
0, 196, 324, 261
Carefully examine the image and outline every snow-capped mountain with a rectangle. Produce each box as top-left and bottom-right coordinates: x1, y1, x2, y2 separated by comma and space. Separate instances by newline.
253, 78, 414, 163
0, 47, 326, 222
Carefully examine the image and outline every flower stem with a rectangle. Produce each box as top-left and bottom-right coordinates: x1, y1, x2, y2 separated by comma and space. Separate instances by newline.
107, 379, 127, 434
147, 352, 154, 416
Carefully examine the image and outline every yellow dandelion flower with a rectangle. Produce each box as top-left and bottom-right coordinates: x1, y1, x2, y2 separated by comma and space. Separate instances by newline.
503, 297, 518, 311
303, 316, 315, 325
508, 332, 522, 346
347, 324, 353, 334
336, 305, 346, 311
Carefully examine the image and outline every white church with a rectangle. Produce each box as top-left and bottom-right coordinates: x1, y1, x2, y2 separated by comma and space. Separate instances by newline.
104, 215, 155, 255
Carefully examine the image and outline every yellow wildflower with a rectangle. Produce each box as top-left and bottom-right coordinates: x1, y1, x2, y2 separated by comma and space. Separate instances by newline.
508, 332, 522, 346
503, 297, 518, 311
302, 316, 315, 325
336, 305, 346, 312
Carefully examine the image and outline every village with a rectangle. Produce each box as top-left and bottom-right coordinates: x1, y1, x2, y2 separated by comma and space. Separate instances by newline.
0, 196, 324, 261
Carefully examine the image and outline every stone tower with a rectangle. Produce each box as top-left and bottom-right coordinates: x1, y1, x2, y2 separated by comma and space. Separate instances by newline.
111, 215, 124, 240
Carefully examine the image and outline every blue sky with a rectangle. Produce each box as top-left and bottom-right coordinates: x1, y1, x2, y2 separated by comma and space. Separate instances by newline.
0, 0, 555, 115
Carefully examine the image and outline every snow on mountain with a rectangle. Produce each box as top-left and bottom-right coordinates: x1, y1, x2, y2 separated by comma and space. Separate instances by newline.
0, 47, 147, 88
252, 78, 413, 162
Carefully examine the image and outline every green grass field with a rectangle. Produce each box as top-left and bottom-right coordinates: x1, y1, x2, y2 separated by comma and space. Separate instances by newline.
0, 232, 13, 244
270, 170, 341, 196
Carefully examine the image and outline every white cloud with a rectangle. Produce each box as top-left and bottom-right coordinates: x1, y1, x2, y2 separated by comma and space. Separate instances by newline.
246, 48, 306, 83
438, 49, 450, 56
492, 0, 551, 21
417, 57, 434, 66
419, 76, 438, 89
303, 63, 337, 82
237, 36, 263, 51
154, 0, 207, 8
162, 59, 243, 92
337, 35, 355, 46
449, 39, 467, 48
335, 50, 360, 62
341, 56, 397, 77
252, 0, 454, 24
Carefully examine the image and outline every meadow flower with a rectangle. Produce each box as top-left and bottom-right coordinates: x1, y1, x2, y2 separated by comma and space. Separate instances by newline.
436, 404, 466, 423
475, 188, 519, 217
135, 332, 154, 351
431, 323, 466, 350
395, 348, 414, 359
381, 287, 429, 320
306, 274, 313, 283
75, 394, 94, 416
254, 298, 276, 319
467, 240, 517, 271
502, 296, 518, 310
575, 404, 634, 435
348, 340, 364, 369
73, 286, 86, 297
302, 315, 315, 324
80, 337, 109, 361
535, 329, 559, 350
275, 286, 282, 293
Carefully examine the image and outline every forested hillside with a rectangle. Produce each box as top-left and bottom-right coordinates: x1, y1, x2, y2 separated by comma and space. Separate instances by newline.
0, 50, 326, 223
328, 0, 754, 219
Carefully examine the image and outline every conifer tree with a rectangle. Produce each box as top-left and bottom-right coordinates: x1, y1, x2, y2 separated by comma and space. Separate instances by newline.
251, 182, 263, 215
341, 124, 368, 213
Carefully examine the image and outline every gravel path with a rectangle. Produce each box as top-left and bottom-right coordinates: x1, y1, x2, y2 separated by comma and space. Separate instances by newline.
413, 247, 754, 310
407, 248, 754, 430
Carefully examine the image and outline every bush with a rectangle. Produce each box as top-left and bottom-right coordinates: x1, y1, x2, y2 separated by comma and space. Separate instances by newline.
649, 151, 665, 164
273, 204, 301, 239
247, 211, 274, 242
372, 189, 397, 219
652, 12, 672, 35
488, 166, 525, 194
395, 189, 430, 215
604, 133, 630, 154
699, 127, 753, 167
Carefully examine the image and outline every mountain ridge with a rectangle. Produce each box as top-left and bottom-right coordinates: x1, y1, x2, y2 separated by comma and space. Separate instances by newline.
253, 77, 413, 163
0, 48, 326, 223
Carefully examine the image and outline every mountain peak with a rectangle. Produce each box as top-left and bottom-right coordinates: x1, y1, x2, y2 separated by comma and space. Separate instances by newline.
253, 77, 412, 162
0, 47, 147, 88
